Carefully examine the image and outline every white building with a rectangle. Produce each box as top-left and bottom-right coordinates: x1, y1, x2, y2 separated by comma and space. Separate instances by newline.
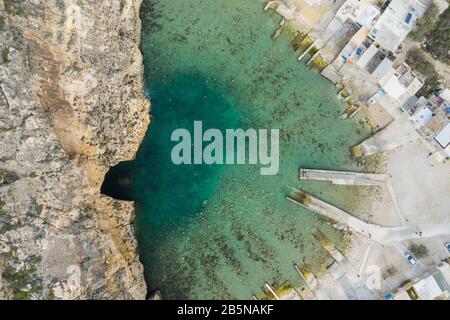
369, 63, 424, 106
336, 0, 379, 26
390, 263, 450, 300
412, 105, 434, 127
381, 71, 424, 105
434, 122, 450, 157
369, 0, 427, 52
413, 275, 447, 300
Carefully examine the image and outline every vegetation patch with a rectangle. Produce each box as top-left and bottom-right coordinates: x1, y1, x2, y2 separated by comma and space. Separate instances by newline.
408, 243, 429, 259
409, 3, 440, 42
0, 168, 19, 185
383, 266, 397, 279
1, 219, 23, 232
1, 265, 37, 299
296, 37, 314, 55
0, 16, 5, 31
3, 0, 24, 16
2, 47, 9, 64
406, 49, 442, 97
310, 54, 328, 72
292, 32, 307, 52
423, 7, 450, 64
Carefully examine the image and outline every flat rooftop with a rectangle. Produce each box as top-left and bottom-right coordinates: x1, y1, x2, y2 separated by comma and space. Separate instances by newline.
336, 0, 379, 26
435, 121, 450, 149
369, 0, 427, 51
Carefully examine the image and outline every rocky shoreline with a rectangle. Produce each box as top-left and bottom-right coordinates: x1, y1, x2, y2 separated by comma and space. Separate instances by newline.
0, 0, 149, 299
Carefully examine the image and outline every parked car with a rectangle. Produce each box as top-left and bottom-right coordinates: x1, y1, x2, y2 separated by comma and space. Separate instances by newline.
445, 242, 450, 253
404, 252, 417, 265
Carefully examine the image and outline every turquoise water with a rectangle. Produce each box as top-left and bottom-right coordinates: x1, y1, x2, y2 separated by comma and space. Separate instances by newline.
102, 0, 371, 299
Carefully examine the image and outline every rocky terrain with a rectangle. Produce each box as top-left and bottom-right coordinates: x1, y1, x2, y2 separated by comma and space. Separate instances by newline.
0, 0, 150, 299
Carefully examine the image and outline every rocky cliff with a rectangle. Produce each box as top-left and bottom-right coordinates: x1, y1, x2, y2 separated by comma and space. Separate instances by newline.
0, 0, 149, 299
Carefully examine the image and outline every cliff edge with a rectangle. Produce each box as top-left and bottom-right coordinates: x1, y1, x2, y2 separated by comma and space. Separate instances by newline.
0, 0, 149, 299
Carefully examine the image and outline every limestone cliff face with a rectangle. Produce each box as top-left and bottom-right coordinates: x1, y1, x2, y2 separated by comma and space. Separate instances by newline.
0, 0, 149, 299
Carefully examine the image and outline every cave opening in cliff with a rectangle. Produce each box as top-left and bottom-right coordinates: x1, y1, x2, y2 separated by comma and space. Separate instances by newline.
101, 0, 372, 299
101, 161, 136, 202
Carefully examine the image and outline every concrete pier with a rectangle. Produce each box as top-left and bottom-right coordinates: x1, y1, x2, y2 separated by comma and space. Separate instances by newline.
271, 19, 285, 40
300, 168, 406, 225
341, 104, 362, 119
294, 263, 329, 300
264, 281, 301, 300
351, 118, 420, 158
287, 188, 450, 244
298, 39, 318, 61
287, 188, 376, 239
306, 49, 321, 66
311, 227, 347, 264
299, 168, 387, 186
265, 283, 280, 300
264, 0, 295, 20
